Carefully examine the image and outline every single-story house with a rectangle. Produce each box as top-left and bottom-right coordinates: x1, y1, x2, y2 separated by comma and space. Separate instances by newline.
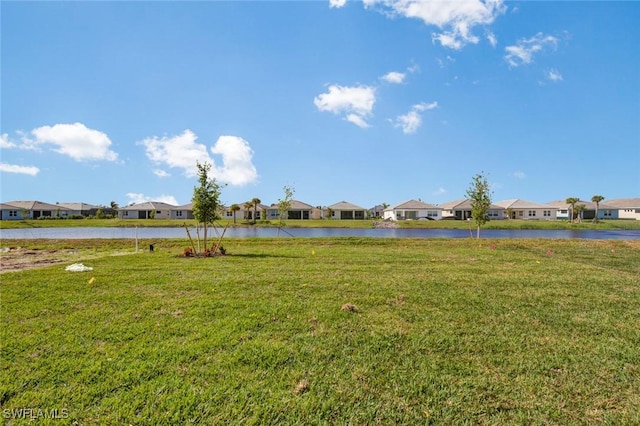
119, 202, 177, 219
601, 198, 640, 220
224, 202, 269, 221
383, 199, 442, 221
494, 199, 557, 220
327, 201, 368, 220
267, 200, 314, 220
439, 199, 506, 220
0, 200, 73, 220
547, 200, 619, 221
172, 203, 194, 220
56, 202, 115, 217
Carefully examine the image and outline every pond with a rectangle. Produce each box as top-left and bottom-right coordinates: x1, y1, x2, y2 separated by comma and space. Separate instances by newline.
1, 227, 639, 240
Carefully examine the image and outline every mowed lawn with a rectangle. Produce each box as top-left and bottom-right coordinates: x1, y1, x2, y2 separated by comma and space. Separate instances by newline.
1, 238, 639, 424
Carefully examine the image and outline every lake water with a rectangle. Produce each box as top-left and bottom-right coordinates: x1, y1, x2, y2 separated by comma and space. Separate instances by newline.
1, 227, 639, 240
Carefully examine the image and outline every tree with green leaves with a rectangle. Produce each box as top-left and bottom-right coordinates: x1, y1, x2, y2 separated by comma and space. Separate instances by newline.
243, 202, 253, 221
230, 204, 240, 224
466, 172, 492, 239
566, 197, 580, 224
591, 195, 605, 223
251, 197, 261, 225
574, 204, 585, 224
192, 161, 223, 254
277, 185, 295, 229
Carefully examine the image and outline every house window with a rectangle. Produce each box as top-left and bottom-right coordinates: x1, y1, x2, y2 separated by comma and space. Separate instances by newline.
603, 210, 612, 217
528, 211, 536, 217
176, 211, 183, 217
518, 211, 523, 217
156, 211, 161, 214
543, 210, 551, 217
427, 210, 438, 217
9, 210, 17, 217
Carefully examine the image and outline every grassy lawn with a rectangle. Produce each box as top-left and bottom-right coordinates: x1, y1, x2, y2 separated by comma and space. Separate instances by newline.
1, 238, 639, 424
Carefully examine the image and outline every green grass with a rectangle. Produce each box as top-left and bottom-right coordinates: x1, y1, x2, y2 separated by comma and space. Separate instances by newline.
2, 217, 639, 230
1, 238, 639, 424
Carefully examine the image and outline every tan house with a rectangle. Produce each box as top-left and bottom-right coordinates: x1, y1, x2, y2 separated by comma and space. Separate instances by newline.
494, 199, 557, 220
383, 199, 442, 221
327, 201, 368, 220
0, 200, 72, 220
440, 199, 505, 220
605, 198, 640, 220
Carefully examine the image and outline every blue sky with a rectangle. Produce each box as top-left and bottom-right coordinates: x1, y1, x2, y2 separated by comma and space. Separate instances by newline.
2, 0, 639, 208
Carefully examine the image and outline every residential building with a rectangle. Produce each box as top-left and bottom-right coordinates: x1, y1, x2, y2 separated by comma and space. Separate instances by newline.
383, 199, 442, 221
327, 201, 368, 220
440, 199, 505, 220
494, 199, 557, 220
606, 198, 640, 220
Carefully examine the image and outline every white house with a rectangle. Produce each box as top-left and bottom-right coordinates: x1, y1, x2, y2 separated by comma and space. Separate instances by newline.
383, 199, 442, 221
0, 201, 72, 220
439, 199, 505, 220
606, 198, 640, 220
494, 199, 557, 220
119, 202, 176, 219
327, 201, 368, 220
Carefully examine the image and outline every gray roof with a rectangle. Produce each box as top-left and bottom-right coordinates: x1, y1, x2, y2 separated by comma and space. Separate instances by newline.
547, 199, 617, 210
56, 202, 101, 210
604, 198, 640, 208
120, 201, 178, 210
1, 200, 72, 211
387, 199, 441, 210
439, 199, 504, 210
269, 200, 314, 210
327, 201, 366, 210
494, 199, 556, 209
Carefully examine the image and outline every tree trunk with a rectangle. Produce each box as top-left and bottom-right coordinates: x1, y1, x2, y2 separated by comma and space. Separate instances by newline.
476, 225, 481, 239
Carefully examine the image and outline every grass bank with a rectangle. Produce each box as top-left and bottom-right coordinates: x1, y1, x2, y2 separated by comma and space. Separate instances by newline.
1, 238, 639, 424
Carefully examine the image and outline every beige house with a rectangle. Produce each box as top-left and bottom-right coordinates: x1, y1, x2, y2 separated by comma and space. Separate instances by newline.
494, 199, 557, 220
0, 200, 72, 220
327, 201, 368, 220
440, 199, 505, 220
119, 202, 177, 219
383, 199, 442, 221
605, 198, 640, 220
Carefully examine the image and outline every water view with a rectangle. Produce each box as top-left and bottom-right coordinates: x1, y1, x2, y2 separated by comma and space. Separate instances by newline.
1, 227, 639, 240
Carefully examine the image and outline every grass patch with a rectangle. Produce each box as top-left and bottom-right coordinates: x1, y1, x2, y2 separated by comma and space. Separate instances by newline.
1, 238, 639, 424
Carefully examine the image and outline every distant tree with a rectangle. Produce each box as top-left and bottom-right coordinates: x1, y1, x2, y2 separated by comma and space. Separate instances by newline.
574, 204, 586, 223
192, 161, 223, 253
243, 202, 253, 221
566, 197, 580, 223
327, 207, 334, 219
506, 207, 514, 220
251, 197, 261, 225
95, 208, 105, 219
465, 172, 492, 239
591, 195, 605, 223
277, 185, 295, 228
230, 204, 240, 224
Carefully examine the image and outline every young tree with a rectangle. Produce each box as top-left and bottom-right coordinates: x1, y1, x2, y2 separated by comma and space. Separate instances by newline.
243, 202, 253, 221
277, 185, 295, 229
251, 197, 261, 224
230, 204, 240, 224
466, 172, 492, 239
574, 204, 586, 223
192, 162, 223, 253
565, 197, 580, 224
591, 195, 605, 223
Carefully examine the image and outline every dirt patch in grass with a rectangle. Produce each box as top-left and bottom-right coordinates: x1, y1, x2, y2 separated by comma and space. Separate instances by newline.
0, 247, 69, 273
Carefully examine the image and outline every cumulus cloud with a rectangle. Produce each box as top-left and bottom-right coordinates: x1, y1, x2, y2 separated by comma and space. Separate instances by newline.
1, 134, 16, 149
153, 169, 170, 178
380, 71, 406, 84
0, 162, 40, 176
329, 0, 347, 8
126, 193, 179, 205
504, 32, 558, 67
314, 84, 376, 128
486, 30, 498, 47
546, 68, 563, 82
394, 101, 438, 134
27, 123, 118, 162
364, 0, 506, 50
140, 130, 258, 186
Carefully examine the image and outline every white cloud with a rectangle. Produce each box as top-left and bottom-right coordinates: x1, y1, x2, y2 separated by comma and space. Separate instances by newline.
546, 68, 563, 82
433, 187, 446, 196
141, 130, 258, 186
486, 30, 498, 47
513, 171, 526, 179
329, 0, 347, 8
394, 102, 438, 134
210, 136, 259, 186
29, 123, 118, 162
504, 32, 559, 67
380, 71, 406, 84
1, 134, 16, 149
364, 0, 506, 50
0, 162, 40, 176
126, 192, 178, 205
314, 84, 376, 128
153, 169, 170, 178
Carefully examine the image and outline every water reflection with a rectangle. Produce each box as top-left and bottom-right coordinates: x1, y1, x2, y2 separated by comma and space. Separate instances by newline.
0, 227, 638, 240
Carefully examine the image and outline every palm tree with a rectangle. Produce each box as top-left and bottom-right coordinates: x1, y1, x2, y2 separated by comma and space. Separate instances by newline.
565, 197, 580, 223
251, 197, 261, 225
230, 204, 240, 224
574, 204, 585, 224
243, 202, 253, 222
591, 195, 605, 223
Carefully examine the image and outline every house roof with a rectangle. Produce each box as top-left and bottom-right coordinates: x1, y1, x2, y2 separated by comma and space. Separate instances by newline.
439, 199, 504, 210
327, 201, 366, 210
494, 199, 555, 210
1, 200, 72, 211
546, 199, 617, 210
56, 202, 101, 210
269, 200, 314, 210
120, 201, 178, 210
604, 198, 640, 208
387, 199, 441, 210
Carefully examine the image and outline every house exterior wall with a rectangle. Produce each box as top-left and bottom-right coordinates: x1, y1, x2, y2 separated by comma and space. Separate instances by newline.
1, 209, 26, 220
507, 208, 556, 220
618, 208, 640, 220
384, 209, 442, 220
